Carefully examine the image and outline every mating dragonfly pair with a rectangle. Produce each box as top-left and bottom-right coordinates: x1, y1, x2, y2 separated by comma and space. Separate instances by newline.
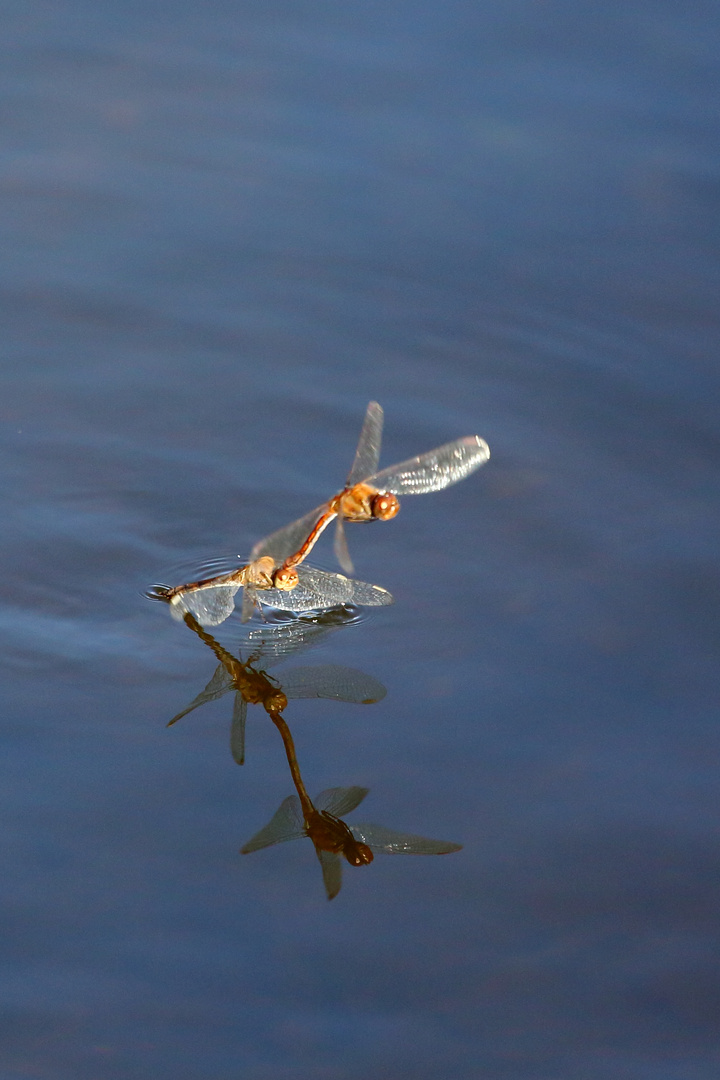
151, 402, 490, 626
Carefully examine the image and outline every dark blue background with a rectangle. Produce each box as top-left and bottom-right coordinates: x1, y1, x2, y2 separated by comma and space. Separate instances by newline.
1, 2, 718, 1077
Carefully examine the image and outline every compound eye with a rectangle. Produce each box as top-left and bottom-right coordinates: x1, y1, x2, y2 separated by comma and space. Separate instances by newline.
273, 566, 299, 591
371, 492, 400, 521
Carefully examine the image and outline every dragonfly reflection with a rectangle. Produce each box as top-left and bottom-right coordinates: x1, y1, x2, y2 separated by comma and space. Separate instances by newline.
167, 611, 386, 765
242, 709, 462, 900
247, 402, 490, 610
148, 554, 393, 627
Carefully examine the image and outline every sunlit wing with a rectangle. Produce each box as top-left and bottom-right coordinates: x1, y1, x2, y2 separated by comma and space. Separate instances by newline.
314, 786, 370, 817
280, 665, 387, 704
332, 515, 354, 575
167, 664, 233, 726
240, 795, 305, 853
345, 401, 384, 487
368, 435, 490, 495
317, 849, 342, 900
348, 823, 463, 855
255, 566, 393, 614
230, 693, 247, 766
169, 584, 239, 627
249, 504, 331, 566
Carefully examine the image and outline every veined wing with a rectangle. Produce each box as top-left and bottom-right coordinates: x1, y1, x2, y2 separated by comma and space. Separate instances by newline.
230, 694, 248, 766
368, 435, 490, 495
249, 504, 331, 565
281, 665, 387, 704
317, 849, 342, 900
244, 608, 355, 666
167, 663, 233, 726
332, 515, 354, 575
349, 823, 463, 855
345, 401, 384, 487
256, 566, 393, 614
314, 786, 370, 817
169, 584, 239, 627
240, 795, 305, 853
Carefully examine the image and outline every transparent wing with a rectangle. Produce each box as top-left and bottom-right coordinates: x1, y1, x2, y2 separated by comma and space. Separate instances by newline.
169, 585, 239, 627
166, 664, 233, 726
314, 786, 370, 817
240, 795, 305, 853
244, 607, 359, 666
240, 587, 256, 624
249, 504, 330, 565
345, 401, 384, 487
368, 435, 490, 495
281, 665, 386, 704
349, 824, 463, 855
317, 849, 343, 900
333, 515, 354, 575
256, 566, 393, 614
230, 694, 248, 766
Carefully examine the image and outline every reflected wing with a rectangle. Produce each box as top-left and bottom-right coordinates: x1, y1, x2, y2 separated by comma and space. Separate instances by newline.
317, 849, 342, 900
314, 786, 370, 817
169, 585, 239, 627
349, 824, 463, 855
261, 566, 393, 612
230, 694, 248, 765
345, 401, 384, 487
240, 795, 305, 853
368, 436, 490, 495
281, 665, 386, 704
249, 504, 330, 565
167, 664, 233, 726
333, 515, 354, 575
245, 608, 358, 666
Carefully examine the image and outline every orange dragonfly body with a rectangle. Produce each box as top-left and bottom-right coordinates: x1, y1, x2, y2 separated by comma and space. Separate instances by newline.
249, 401, 490, 582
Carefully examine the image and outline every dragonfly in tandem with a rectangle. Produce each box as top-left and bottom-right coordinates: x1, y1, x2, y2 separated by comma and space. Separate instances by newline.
242, 783, 462, 901
148, 553, 393, 627
167, 609, 386, 766
245, 402, 489, 620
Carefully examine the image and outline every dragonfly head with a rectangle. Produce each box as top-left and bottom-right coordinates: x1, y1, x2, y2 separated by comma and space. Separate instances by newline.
372, 491, 400, 521
272, 566, 299, 591
344, 840, 374, 866
265, 689, 288, 713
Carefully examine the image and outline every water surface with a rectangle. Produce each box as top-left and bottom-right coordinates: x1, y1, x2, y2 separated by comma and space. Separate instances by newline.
1, 2, 719, 1077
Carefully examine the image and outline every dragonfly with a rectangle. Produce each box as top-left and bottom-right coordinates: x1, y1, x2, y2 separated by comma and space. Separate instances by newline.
241, 785, 463, 901
167, 610, 386, 766
148, 553, 393, 628
246, 402, 490, 619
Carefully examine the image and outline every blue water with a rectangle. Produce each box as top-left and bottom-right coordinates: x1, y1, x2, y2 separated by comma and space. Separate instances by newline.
1, 2, 719, 1077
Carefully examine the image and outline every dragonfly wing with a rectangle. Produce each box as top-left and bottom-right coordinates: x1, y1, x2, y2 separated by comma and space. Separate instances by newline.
349, 823, 463, 855
169, 585, 239, 627
368, 435, 490, 495
292, 566, 393, 610
333, 516, 354, 575
345, 401, 384, 487
281, 665, 387, 704
240, 587, 256, 623
240, 795, 306, 853
167, 665, 233, 726
314, 786, 370, 816
316, 849, 343, 900
230, 694, 248, 765
249, 504, 329, 565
